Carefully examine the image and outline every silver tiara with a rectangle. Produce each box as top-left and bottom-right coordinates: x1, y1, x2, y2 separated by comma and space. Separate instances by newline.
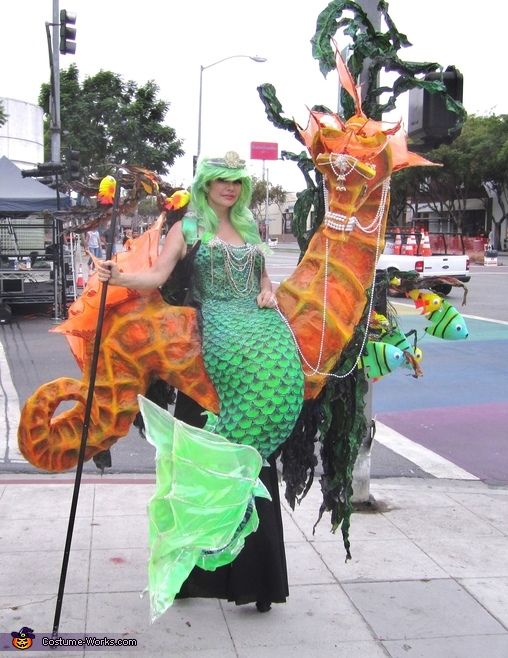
207, 151, 246, 169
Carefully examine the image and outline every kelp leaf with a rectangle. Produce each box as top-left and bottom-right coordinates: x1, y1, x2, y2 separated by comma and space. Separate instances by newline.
257, 83, 303, 143
311, 0, 373, 76
293, 188, 315, 240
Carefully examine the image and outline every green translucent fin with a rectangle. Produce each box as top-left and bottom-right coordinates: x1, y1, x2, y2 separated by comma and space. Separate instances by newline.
137, 395, 270, 622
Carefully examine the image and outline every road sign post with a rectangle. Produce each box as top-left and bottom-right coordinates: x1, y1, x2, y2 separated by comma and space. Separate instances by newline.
250, 142, 278, 242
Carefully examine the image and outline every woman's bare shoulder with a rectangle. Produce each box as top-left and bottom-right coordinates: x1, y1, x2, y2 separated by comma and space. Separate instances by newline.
165, 220, 186, 244
158, 221, 186, 262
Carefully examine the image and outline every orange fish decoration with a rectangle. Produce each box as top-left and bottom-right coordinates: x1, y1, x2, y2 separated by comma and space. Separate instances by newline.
97, 175, 117, 205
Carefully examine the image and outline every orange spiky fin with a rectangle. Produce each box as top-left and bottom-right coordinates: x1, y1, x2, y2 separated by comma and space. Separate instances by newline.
333, 39, 362, 115
298, 107, 346, 150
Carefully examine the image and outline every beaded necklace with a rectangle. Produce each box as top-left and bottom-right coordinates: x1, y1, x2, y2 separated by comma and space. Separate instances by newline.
209, 236, 260, 297
274, 177, 389, 379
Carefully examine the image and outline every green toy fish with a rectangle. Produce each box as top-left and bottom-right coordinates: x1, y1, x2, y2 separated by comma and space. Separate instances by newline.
425, 301, 469, 340
380, 326, 422, 376
359, 340, 405, 380
381, 326, 413, 353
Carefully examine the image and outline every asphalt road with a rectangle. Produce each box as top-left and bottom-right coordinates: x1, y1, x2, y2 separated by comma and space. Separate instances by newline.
1, 250, 507, 484
272, 251, 508, 485
376, 260, 508, 483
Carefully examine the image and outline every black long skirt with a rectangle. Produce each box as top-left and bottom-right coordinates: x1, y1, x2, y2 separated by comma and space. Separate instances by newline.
173, 392, 289, 605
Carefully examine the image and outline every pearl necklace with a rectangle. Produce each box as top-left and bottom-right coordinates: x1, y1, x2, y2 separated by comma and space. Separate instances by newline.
209, 236, 260, 297
326, 153, 376, 191
329, 154, 357, 191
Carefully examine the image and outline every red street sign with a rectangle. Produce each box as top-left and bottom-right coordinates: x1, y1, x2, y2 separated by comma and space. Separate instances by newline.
250, 141, 278, 160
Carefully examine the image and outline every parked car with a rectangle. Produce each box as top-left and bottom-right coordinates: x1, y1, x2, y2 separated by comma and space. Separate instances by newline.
377, 231, 471, 295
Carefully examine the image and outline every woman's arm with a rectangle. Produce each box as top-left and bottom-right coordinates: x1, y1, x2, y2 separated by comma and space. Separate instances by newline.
257, 266, 275, 308
97, 221, 187, 290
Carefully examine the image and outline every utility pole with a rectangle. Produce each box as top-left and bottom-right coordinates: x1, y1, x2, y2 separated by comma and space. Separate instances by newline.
51, 0, 61, 164
264, 163, 270, 243
351, 0, 382, 505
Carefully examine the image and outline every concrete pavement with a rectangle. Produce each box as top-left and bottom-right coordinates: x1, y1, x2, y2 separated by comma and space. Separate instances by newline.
1, 472, 507, 657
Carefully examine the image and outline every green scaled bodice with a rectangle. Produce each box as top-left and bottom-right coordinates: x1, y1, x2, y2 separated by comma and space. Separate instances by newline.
192, 238, 303, 458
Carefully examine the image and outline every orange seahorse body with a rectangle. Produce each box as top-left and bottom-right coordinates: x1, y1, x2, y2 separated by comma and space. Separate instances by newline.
18, 218, 219, 472
276, 51, 435, 399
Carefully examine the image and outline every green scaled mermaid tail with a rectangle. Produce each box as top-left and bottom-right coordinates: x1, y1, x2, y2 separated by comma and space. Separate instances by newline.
138, 395, 270, 622
200, 299, 304, 458
193, 242, 304, 459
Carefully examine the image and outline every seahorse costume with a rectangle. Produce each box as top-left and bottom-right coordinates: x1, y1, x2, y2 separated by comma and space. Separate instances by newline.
18, 53, 435, 621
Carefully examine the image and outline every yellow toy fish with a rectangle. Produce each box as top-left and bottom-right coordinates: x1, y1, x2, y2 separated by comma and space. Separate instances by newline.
407, 289, 443, 315
369, 311, 390, 331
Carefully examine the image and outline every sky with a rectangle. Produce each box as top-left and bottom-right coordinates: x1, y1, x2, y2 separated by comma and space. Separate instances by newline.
2, 0, 507, 191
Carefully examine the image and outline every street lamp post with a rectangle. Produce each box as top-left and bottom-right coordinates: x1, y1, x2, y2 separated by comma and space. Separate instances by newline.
196, 55, 267, 169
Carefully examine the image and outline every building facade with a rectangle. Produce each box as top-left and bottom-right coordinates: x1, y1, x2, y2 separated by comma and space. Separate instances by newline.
0, 98, 44, 169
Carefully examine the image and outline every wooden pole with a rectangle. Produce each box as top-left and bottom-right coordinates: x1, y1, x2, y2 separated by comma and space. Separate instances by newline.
52, 176, 121, 636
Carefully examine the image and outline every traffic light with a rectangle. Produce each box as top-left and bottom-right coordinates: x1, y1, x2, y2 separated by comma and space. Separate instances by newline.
60, 9, 77, 55
21, 168, 41, 178
21, 163, 66, 178
65, 149, 81, 180
36, 162, 66, 176
408, 66, 464, 147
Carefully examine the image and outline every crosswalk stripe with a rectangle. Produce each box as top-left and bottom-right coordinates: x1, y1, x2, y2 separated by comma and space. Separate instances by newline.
0, 340, 25, 464
375, 420, 478, 480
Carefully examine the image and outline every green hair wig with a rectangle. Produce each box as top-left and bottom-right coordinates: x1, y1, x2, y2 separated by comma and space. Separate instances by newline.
190, 156, 261, 245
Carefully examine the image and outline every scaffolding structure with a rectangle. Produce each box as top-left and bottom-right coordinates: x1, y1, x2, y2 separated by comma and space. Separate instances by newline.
0, 215, 76, 321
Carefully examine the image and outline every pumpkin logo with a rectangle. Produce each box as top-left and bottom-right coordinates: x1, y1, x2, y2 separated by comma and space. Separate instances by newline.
11, 627, 35, 650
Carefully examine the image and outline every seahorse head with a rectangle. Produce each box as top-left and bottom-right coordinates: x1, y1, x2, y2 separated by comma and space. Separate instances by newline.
298, 45, 435, 223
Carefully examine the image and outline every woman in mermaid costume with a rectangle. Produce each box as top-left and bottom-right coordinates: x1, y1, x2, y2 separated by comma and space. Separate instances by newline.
97, 151, 304, 614
19, 48, 438, 622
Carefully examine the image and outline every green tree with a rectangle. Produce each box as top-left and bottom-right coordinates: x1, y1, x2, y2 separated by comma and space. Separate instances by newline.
38, 64, 183, 177
390, 114, 508, 246
257, 0, 464, 250
0, 100, 7, 128
389, 148, 476, 233
465, 114, 508, 248
249, 176, 287, 223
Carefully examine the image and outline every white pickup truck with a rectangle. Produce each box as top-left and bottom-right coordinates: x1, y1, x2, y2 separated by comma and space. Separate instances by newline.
376, 232, 471, 295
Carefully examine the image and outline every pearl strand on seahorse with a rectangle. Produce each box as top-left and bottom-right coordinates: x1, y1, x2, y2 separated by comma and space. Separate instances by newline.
275, 179, 388, 379
323, 179, 390, 234
357, 179, 390, 233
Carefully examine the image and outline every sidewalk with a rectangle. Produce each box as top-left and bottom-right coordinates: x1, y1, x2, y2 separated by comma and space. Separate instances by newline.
1, 473, 508, 656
